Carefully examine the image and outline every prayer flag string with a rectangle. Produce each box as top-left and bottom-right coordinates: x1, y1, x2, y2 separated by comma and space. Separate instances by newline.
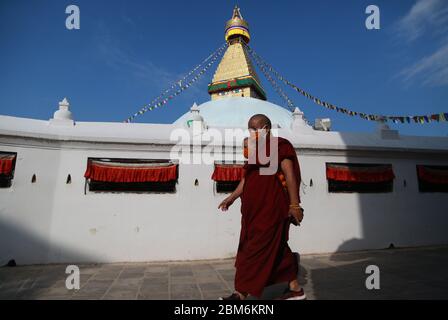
246, 45, 297, 112
245, 44, 448, 124
123, 43, 228, 123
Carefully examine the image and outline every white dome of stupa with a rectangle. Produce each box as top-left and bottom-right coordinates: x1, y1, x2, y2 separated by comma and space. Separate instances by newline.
174, 97, 294, 128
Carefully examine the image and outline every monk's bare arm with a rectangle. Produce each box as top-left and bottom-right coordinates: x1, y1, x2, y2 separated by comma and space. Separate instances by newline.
218, 177, 245, 211
281, 159, 300, 205
230, 177, 245, 200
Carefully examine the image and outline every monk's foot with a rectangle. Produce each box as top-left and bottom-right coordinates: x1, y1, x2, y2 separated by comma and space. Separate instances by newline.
219, 291, 248, 300
289, 285, 302, 292
277, 287, 307, 300
289, 280, 302, 292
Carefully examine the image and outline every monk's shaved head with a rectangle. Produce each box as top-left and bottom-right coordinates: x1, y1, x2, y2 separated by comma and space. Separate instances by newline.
248, 114, 272, 130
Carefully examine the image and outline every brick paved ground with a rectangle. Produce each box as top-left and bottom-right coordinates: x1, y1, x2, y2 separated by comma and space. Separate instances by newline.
0, 246, 447, 300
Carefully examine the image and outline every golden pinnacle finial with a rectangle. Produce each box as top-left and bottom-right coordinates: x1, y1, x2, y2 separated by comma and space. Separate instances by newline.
225, 5, 250, 43
232, 5, 243, 19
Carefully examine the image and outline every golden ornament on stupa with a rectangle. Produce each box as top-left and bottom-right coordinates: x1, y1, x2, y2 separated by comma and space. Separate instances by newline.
208, 5, 266, 101
225, 5, 251, 44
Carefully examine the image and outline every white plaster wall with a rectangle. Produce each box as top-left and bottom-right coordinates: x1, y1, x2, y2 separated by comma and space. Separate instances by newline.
0, 144, 244, 265
46, 148, 243, 264
291, 153, 448, 255
0, 146, 61, 264
1, 140, 448, 265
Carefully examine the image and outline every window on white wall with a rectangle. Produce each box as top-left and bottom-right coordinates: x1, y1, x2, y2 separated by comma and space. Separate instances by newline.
417, 165, 448, 193
326, 163, 395, 193
0, 152, 17, 188
211, 163, 245, 193
84, 158, 178, 194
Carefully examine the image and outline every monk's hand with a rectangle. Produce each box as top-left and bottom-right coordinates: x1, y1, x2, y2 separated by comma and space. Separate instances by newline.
218, 196, 235, 212
289, 205, 304, 225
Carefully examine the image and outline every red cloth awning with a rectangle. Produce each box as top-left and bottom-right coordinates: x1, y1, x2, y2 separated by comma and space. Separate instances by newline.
326, 164, 395, 183
0, 154, 16, 175
212, 164, 245, 181
84, 160, 178, 183
417, 165, 448, 184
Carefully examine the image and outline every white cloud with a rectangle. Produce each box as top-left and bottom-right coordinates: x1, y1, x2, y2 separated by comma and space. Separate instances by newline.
396, 0, 448, 87
399, 42, 448, 86
94, 23, 174, 88
396, 0, 448, 42
93, 20, 209, 99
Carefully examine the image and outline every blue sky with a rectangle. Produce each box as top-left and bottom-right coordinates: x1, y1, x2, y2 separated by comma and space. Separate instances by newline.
0, 0, 447, 136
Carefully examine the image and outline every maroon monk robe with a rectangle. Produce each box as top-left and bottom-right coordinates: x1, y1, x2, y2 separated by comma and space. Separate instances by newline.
235, 136, 301, 298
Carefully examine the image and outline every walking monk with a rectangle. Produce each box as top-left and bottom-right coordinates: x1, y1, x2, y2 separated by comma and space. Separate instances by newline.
218, 114, 306, 300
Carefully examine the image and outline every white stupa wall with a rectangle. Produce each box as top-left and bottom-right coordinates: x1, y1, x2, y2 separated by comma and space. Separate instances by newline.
292, 152, 448, 255
1, 94, 448, 266
0, 143, 243, 265
1, 131, 448, 265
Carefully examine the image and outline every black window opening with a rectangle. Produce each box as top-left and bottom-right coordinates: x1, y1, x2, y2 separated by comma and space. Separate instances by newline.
84, 158, 178, 194
328, 180, 393, 193
417, 165, 448, 193
88, 180, 177, 193
216, 181, 240, 193
326, 163, 395, 193
0, 152, 17, 188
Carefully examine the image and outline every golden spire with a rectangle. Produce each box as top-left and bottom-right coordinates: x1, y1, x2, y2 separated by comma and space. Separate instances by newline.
208, 6, 266, 101
225, 5, 250, 44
